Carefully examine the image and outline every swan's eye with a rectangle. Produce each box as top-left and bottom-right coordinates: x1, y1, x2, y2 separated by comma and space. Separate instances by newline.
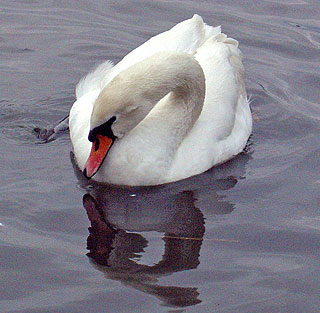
88, 116, 117, 142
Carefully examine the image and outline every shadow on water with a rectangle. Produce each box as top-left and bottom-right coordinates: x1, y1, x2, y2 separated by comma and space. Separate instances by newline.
71, 150, 252, 308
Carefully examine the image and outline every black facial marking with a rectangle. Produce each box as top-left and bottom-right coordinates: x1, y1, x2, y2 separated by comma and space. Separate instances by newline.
94, 138, 100, 151
88, 116, 117, 142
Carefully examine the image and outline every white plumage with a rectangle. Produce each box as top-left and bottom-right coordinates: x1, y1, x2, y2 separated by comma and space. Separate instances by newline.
69, 15, 252, 186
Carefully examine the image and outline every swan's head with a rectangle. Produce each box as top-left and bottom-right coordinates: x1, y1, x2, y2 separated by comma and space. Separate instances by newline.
83, 78, 151, 179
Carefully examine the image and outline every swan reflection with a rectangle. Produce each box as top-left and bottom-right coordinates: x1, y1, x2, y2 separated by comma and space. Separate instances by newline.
74, 152, 251, 307
83, 190, 203, 307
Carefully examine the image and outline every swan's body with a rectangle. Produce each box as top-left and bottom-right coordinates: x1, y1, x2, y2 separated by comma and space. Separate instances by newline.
69, 15, 252, 186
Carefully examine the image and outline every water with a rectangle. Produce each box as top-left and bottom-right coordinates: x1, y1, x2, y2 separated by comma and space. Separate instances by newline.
1, 1, 320, 312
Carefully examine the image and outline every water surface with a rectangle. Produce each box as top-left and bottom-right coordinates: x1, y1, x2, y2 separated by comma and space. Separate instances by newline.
1, 1, 320, 312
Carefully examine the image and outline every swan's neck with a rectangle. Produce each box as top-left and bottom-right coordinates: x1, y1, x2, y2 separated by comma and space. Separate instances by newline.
132, 52, 206, 129
92, 52, 206, 185
93, 52, 206, 140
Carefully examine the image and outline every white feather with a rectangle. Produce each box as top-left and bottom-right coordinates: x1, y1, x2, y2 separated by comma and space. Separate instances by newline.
69, 15, 252, 186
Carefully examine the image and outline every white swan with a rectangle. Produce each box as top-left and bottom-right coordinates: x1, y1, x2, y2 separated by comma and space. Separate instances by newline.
69, 15, 252, 186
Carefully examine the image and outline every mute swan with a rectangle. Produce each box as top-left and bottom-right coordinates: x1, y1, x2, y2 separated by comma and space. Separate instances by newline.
69, 14, 252, 186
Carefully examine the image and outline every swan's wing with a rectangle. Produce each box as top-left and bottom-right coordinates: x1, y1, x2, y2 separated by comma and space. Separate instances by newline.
167, 35, 252, 181
194, 34, 246, 140
100, 14, 221, 87
121, 14, 219, 60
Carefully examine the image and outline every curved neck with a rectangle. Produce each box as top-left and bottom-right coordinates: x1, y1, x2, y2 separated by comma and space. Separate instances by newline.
127, 52, 206, 125
95, 52, 206, 142
131, 53, 207, 168
91, 52, 206, 183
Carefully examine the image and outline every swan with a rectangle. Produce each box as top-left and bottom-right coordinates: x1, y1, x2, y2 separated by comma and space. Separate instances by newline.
69, 14, 252, 186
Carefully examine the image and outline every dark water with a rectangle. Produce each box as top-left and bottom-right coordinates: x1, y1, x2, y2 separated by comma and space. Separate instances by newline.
1, 1, 320, 312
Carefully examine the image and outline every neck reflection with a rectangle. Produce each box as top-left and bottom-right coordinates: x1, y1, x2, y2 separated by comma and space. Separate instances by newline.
83, 188, 204, 307
74, 151, 251, 308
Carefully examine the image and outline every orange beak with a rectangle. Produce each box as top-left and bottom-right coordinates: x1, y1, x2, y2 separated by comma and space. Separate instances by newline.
83, 134, 114, 179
